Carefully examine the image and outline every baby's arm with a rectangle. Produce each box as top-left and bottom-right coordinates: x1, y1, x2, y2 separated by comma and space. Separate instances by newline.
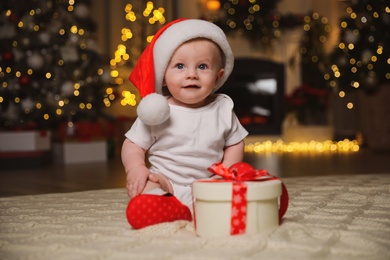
121, 138, 150, 198
221, 140, 245, 167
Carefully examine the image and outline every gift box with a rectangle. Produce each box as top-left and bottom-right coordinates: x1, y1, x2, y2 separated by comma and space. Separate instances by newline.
193, 162, 288, 238
0, 131, 51, 152
52, 140, 107, 164
0, 130, 52, 169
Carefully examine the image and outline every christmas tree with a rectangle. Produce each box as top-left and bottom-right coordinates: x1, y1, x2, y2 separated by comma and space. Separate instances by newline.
285, 13, 331, 125
0, 0, 116, 130
208, 0, 303, 46
327, 0, 390, 94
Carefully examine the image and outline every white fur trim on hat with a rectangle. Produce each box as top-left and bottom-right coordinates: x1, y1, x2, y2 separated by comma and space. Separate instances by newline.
153, 19, 234, 95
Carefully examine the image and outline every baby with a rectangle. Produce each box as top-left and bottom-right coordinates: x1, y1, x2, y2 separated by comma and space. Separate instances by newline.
122, 18, 248, 229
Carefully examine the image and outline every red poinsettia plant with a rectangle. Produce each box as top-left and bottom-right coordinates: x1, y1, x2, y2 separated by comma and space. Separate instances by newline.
285, 83, 330, 125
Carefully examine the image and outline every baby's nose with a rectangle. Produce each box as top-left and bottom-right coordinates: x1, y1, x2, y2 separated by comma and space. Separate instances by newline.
186, 68, 198, 79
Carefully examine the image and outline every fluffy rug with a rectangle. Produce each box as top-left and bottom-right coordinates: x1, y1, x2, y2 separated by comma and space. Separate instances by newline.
1, 174, 389, 259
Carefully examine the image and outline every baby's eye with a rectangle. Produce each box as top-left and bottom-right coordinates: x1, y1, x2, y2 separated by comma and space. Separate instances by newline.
198, 64, 207, 70
175, 63, 184, 69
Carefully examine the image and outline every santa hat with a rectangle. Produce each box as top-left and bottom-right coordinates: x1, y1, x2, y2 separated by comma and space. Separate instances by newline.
129, 18, 234, 125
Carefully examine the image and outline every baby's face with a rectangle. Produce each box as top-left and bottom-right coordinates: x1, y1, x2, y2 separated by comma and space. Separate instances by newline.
164, 39, 225, 108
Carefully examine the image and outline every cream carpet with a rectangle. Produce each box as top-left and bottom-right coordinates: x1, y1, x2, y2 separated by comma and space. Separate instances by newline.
1, 174, 389, 259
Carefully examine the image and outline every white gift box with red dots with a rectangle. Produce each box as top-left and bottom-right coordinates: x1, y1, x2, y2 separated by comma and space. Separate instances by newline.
193, 179, 282, 237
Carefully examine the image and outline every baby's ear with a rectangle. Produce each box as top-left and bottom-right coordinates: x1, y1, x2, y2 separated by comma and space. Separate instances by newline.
216, 68, 225, 82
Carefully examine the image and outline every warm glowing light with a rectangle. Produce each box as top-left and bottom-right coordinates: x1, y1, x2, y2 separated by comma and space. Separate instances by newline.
206, 0, 221, 11
106, 88, 113, 95
111, 44, 130, 66
121, 91, 137, 106
245, 139, 359, 154
110, 70, 119, 78
121, 28, 133, 41
146, 35, 154, 43
70, 25, 78, 34
377, 46, 383, 55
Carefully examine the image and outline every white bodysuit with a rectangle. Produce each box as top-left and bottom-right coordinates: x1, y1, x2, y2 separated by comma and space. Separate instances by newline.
125, 94, 248, 205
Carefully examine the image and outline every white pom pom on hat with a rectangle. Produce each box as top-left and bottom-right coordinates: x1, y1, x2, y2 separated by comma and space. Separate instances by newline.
136, 93, 170, 126
129, 18, 234, 125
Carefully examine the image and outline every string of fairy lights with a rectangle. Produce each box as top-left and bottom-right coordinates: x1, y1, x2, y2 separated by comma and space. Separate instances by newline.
245, 139, 360, 154
110, 2, 166, 108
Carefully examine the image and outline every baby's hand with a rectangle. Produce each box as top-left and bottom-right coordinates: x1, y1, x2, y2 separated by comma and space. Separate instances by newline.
126, 166, 150, 199
148, 173, 173, 194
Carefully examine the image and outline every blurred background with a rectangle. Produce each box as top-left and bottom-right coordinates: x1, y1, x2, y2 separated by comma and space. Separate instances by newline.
0, 0, 389, 196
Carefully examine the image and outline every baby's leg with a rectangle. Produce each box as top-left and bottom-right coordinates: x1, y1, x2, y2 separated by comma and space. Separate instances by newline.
143, 173, 174, 195
142, 181, 163, 194
127, 173, 192, 229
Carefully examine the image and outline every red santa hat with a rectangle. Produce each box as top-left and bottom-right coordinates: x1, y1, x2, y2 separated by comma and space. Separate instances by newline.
129, 18, 234, 125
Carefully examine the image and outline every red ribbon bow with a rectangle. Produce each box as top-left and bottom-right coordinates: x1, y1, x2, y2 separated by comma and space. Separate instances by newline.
207, 162, 289, 235
208, 162, 273, 181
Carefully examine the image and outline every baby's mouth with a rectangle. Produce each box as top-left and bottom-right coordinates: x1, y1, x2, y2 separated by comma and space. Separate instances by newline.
183, 85, 200, 89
